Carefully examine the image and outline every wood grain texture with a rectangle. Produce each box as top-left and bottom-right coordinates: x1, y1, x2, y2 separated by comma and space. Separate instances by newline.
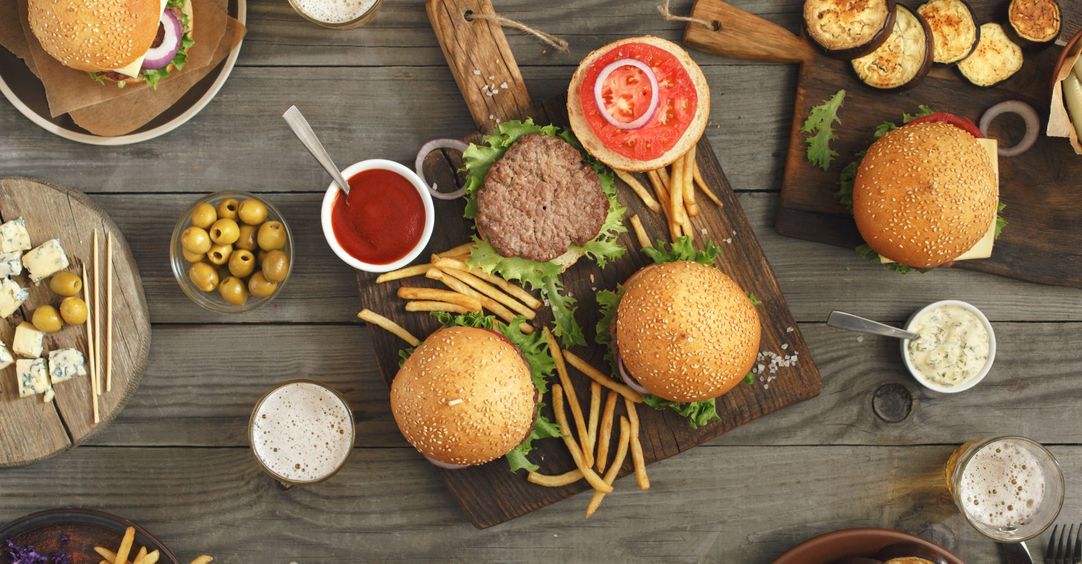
3, 444, 1082, 562
686, 0, 1082, 287
0, 178, 151, 467
685, 0, 812, 63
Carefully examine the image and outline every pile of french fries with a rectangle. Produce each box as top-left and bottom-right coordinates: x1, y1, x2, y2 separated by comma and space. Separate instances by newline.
615, 147, 723, 245
527, 329, 650, 518
93, 526, 212, 564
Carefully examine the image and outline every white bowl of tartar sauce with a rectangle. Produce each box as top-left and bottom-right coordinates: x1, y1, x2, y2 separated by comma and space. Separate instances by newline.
901, 300, 996, 393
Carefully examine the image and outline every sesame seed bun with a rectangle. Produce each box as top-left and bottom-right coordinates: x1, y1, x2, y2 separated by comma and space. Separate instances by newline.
391, 326, 537, 467
853, 121, 998, 268
28, 0, 162, 72
615, 261, 761, 403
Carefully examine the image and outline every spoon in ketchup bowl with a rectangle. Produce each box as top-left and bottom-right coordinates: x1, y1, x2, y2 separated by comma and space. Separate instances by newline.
282, 105, 351, 196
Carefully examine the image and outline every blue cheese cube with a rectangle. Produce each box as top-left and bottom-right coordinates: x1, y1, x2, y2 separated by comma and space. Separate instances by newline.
0, 341, 13, 370
0, 218, 31, 253
48, 348, 86, 384
16, 358, 50, 398
0, 251, 21, 278
0, 278, 28, 318
13, 322, 43, 358
22, 239, 69, 284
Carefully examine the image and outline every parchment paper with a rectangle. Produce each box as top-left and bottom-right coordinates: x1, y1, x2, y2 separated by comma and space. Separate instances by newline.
1048, 37, 1082, 155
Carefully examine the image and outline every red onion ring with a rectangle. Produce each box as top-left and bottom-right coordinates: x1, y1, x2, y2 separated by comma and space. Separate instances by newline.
593, 58, 659, 130
415, 139, 469, 200
979, 101, 1039, 157
142, 10, 182, 70
616, 353, 649, 396
422, 453, 468, 470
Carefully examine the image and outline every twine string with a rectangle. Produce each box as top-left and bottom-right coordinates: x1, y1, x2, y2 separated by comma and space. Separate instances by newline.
657, 0, 720, 31
464, 10, 570, 53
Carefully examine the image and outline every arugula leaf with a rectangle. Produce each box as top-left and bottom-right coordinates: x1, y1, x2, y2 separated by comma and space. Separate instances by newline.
746, 292, 762, 306
743, 371, 756, 385
995, 203, 1007, 239
642, 395, 720, 430
801, 89, 846, 171
642, 236, 722, 266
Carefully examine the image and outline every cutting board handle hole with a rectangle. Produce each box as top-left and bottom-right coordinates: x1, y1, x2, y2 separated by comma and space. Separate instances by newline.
463, 9, 474, 22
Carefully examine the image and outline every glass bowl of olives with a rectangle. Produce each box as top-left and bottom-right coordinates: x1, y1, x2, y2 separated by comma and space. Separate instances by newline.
170, 192, 294, 313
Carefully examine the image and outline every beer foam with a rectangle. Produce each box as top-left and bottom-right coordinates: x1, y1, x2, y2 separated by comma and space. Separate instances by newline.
293, 0, 376, 23
252, 382, 353, 483
958, 439, 1046, 530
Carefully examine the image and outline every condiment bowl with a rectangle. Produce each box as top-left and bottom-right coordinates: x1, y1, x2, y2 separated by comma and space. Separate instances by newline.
320, 159, 435, 273
901, 300, 996, 394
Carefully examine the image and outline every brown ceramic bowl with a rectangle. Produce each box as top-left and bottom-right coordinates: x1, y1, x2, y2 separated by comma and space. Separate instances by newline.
0, 507, 179, 563
774, 527, 963, 564
1051, 29, 1082, 94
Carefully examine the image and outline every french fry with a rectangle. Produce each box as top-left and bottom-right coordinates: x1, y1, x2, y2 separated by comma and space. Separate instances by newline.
647, 170, 679, 241
585, 381, 601, 461
527, 468, 584, 487
628, 214, 651, 249
397, 287, 483, 312
670, 154, 685, 222
426, 269, 532, 333
614, 170, 660, 212
595, 390, 618, 472
134, 547, 147, 563
682, 148, 699, 216
433, 260, 534, 319
357, 309, 420, 347
433, 257, 540, 310
115, 526, 135, 564
140, 551, 160, 564
552, 384, 612, 493
435, 242, 474, 259
404, 300, 476, 314
563, 351, 643, 403
94, 547, 119, 561
656, 166, 671, 190
190, 557, 214, 564
375, 263, 431, 284
586, 416, 631, 518
543, 329, 592, 468
624, 397, 650, 490
693, 161, 723, 207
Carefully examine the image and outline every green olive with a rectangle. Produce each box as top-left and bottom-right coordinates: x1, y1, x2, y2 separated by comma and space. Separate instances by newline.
182, 249, 204, 263
217, 198, 239, 220
218, 276, 249, 305
238, 199, 269, 226
236, 224, 258, 251
209, 218, 240, 245
206, 244, 233, 266
181, 226, 212, 254
261, 250, 290, 283
59, 297, 88, 325
48, 271, 82, 297
191, 202, 217, 229
257, 221, 287, 251
248, 272, 278, 298
188, 262, 219, 292
32, 305, 63, 333
228, 249, 256, 278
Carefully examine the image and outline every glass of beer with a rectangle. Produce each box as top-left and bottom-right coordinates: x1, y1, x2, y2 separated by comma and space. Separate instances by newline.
249, 380, 355, 487
946, 436, 1064, 543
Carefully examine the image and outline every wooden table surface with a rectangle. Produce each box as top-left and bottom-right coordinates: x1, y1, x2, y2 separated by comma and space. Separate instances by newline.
2, 0, 1080, 561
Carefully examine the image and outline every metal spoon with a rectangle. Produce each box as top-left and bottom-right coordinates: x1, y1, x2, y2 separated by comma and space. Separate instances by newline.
282, 105, 350, 195
827, 311, 920, 341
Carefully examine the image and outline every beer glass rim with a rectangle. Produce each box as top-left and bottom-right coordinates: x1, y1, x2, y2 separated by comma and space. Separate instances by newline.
950, 435, 1065, 543
248, 379, 356, 486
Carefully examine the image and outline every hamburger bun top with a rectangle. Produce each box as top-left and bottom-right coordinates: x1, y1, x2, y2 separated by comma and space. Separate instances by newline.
391, 326, 536, 467
616, 261, 761, 403
853, 121, 998, 268
28, 0, 162, 72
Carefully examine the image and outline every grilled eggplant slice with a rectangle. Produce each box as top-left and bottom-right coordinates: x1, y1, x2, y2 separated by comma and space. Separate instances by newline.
917, 0, 980, 64
958, 23, 1024, 86
852, 6, 933, 90
804, 0, 897, 59
1007, 0, 1061, 46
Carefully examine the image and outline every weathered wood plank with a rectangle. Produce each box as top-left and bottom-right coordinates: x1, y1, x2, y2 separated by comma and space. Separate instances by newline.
89, 321, 1082, 448
1, 444, 1078, 562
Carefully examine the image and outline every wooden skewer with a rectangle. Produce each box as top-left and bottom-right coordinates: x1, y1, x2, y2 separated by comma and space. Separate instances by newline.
82, 263, 99, 424
105, 233, 113, 393
92, 230, 102, 396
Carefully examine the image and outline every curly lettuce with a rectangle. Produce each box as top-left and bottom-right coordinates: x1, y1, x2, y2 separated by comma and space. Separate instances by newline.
462, 119, 626, 348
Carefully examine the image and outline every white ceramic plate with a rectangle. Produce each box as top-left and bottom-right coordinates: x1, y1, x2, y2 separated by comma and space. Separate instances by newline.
0, 0, 245, 145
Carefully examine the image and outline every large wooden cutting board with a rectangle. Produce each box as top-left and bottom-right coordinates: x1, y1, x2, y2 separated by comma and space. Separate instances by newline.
0, 177, 151, 466
685, 0, 1082, 287
353, 0, 821, 528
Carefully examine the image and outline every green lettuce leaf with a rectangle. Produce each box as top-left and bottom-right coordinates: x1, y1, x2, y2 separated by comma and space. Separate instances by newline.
642, 236, 722, 266
995, 203, 1007, 239
855, 244, 928, 274
594, 286, 625, 347
642, 395, 720, 430
506, 410, 561, 473
801, 89, 846, 171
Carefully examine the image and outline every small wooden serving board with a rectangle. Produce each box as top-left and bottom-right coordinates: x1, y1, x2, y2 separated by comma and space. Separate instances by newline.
0, 177, 151, 467
685, 0, 1082, 287
354, 0, 822, 529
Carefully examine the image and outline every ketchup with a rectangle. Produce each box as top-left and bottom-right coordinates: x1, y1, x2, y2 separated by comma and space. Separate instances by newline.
330, 168, 425, 265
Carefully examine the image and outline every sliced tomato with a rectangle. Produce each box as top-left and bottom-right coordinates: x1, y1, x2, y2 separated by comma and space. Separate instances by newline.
905, 112, 984, 138
579, 42, 698, 161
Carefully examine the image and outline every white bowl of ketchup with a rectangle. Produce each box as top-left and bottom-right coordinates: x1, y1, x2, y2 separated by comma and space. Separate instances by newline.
321, 159, 435, 273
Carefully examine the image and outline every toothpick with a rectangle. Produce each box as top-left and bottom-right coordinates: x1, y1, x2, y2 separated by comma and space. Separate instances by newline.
92, 230, 101, 396
105, 233, 113, 393
82, 263, 99, 424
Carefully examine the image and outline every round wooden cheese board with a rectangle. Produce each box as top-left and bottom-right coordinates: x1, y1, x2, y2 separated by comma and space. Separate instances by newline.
0, 177, 151, 467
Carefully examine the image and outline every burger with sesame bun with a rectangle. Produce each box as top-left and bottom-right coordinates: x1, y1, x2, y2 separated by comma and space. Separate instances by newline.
391, 312, 559, 473
28, 0, 195, 89
596, 238, 762, 429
